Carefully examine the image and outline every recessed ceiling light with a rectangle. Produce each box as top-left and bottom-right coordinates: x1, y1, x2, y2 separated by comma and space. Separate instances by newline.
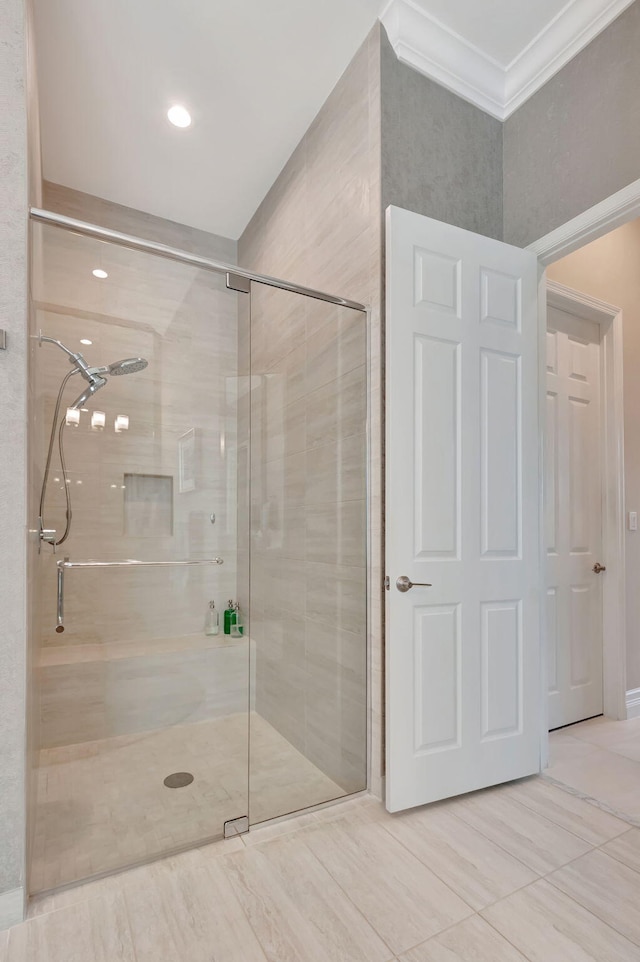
92, 268, 108, 279
167, 104, 192, 128
80, 338, 92, 346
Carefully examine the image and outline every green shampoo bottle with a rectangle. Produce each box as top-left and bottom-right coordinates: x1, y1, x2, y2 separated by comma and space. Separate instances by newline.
224, 600, 236, 635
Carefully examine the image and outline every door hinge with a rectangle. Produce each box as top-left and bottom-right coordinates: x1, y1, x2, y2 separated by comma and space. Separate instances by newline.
384, 576, 390, 591
224, 815, 249, 838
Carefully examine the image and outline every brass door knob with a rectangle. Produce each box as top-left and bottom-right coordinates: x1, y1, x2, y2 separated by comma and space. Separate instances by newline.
593, 563, 606, 573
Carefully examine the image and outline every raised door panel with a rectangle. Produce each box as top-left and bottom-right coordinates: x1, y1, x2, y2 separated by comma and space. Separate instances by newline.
481, 601, 523, 740
414, 335, 461, 560
480, 350, 521, 559
414, 605, 461, 754
568, 396, 592, 554
545, 391, 558, 555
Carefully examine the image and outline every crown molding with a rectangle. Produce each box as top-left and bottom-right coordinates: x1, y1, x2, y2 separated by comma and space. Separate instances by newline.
380, 0, 636, 120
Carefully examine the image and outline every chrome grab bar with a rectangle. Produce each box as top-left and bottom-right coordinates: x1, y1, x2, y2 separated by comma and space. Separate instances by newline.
55, 556, 224, 633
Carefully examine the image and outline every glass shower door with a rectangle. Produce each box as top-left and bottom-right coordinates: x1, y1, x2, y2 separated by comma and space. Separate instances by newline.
30, 222, 250, 892
247, 282, 368, 825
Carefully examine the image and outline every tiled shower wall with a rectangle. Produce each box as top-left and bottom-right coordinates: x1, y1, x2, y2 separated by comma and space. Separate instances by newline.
239, 26, 383, 795
34, 185, 241, 747
247, 285, 368, 794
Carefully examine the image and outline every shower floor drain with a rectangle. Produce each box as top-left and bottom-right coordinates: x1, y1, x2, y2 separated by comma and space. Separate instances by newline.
163, 772, 194, 789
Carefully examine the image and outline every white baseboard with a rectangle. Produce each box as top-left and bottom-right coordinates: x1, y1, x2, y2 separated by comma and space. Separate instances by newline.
626, 688, 640, 719
0, 887, 24, 931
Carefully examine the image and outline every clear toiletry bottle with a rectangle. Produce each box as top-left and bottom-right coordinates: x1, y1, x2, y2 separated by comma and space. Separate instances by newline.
230, 601, 244, 638
205, 600, 219, 636
224, 600, 236, 635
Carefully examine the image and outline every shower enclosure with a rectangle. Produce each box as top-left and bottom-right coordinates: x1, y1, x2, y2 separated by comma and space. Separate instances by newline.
28, 211, 368, 894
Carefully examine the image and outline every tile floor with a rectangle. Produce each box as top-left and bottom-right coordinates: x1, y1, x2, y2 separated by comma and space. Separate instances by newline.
6, 717, 640, 960
547, 714, 640, 823
31, 712, 344, 893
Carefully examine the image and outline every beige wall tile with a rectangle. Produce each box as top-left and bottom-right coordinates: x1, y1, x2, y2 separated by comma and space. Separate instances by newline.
239, 26, 381, 797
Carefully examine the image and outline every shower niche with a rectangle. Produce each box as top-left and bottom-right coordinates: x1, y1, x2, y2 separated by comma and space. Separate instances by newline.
123, 474, 174, 537
28, 216, 368, 895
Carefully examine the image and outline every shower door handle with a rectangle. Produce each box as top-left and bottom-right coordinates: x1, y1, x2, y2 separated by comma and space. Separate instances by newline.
396, 575, 432, 592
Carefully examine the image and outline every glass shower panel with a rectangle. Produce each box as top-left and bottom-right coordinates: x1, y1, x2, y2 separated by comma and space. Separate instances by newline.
248, 282, 368, 825
30, 222, 249, 893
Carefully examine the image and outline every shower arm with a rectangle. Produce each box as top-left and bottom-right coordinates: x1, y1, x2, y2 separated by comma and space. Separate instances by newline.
55, 556, 224, 633
38, 333, 107, 378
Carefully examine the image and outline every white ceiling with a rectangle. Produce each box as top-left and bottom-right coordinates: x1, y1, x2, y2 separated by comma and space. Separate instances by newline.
33, 0, 383, 240
33, 0, 632, 240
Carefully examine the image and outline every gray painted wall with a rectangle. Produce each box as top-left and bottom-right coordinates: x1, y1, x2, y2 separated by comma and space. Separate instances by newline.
380, 27, 503, 241
504, 1, 640, 248
0, 0, 28, 919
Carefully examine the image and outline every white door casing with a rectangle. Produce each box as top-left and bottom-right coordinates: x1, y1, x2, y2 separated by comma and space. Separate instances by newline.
385, 206, 541, 813
546, 305, 603, 729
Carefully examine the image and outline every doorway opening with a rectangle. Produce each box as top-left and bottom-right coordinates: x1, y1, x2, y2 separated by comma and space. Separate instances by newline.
534, 206, 640, 733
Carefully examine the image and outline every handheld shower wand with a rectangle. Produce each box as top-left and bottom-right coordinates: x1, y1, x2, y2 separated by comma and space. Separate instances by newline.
37, 332, 148, 547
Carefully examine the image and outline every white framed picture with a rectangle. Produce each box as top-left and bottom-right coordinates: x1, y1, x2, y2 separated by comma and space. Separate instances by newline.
178, 428, 196, 493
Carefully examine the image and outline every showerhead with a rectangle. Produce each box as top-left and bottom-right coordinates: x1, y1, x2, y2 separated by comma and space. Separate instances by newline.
40, 335, 149, 409
107, 357, 148, 376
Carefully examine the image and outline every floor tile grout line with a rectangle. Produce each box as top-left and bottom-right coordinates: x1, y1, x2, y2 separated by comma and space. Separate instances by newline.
442, 800, 592, 877
294, 831, 400, 960
391, 911, 485, 959
464, 785, 616, 849
541, 771, 640, 828
368, 814, 485, 914
549, 836, 640, 879
543, 868, 640, 949
221, 819, 399, 961
393, 905, 544, 961
196, 853, 274, 962
503, 780, 632, 844
592, 829, 640, 870
479, 904, 539, 962
374, 811, 540, 914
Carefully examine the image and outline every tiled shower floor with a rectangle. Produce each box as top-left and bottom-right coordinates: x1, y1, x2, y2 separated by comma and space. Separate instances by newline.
31, 712, 343, 893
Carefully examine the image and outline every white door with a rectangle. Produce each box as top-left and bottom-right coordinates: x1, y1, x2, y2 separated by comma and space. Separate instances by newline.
546, 304, 603, 730
385, 206, 541, 813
